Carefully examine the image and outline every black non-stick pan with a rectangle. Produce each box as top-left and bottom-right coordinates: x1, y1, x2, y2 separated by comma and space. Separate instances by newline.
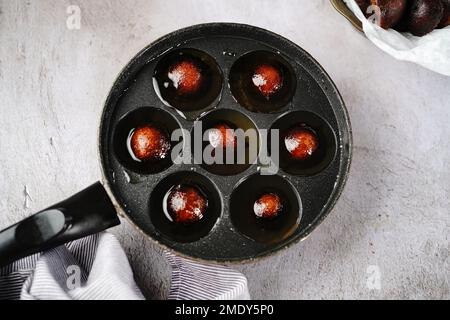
0, 23, 352, 265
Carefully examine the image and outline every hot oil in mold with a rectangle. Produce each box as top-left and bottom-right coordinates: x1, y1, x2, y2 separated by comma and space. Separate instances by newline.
202, 120, 253, 176
126, 125, 171, 163
153, 48, 223, 120
269, 111, 337, 176
230, 175, 301, 244
229, 50, 297, 113
113, 108, 181, 175
193, 109, 260, 176
123, 123, 172, 173
162, 184, 208, 224
149, 172, 222, 243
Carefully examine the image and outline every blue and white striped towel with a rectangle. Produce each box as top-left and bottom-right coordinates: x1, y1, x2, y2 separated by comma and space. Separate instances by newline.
0, 233, 250, 300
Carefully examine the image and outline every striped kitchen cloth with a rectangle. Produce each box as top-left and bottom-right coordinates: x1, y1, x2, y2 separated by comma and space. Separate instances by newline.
0, 232, 249, 300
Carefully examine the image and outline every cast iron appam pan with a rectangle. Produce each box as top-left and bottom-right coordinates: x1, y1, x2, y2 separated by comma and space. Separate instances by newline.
0, 23, 352, 265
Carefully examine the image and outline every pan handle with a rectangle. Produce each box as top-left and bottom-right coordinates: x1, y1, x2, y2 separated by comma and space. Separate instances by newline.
0, 182, 120, 267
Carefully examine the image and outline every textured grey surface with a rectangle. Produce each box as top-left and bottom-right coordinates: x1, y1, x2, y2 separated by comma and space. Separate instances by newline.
0, 0, 448, 299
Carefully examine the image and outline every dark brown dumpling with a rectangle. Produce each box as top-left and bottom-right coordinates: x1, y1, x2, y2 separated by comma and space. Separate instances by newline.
130, 125, 170, 162
208, 123, 237, 149
284, 126, 319, 161
252, 64, 283, 99
438, 0, 450, 28
397, 0, 444, 36
166, 184, 208, 224
357, 0, 407, 29
253, 193, 283, 219
168, 60, 203, 95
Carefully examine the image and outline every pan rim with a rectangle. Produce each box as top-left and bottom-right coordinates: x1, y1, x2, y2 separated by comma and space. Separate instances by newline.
97, 22, 353, 264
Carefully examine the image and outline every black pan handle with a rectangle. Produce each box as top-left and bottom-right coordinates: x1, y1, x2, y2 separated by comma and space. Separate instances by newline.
0, 182, 120, 267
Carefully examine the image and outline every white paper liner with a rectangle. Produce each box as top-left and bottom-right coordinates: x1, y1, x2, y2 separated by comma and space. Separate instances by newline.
344, 0, 450, 76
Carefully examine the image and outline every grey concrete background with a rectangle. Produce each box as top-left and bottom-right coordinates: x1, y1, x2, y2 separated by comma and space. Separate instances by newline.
0, 0, 448, 299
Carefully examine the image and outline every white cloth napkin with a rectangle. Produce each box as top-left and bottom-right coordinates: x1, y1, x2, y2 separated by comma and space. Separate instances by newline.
0, 232, 249, 300
343, 0, 450, 76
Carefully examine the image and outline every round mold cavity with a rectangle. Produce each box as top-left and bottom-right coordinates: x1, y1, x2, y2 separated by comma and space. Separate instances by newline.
113, 107, 183, 174
269, 110, 337, 176
153, 48, 223, 120
191, 109, 260, 176
230, 174, 302, 244
229, 50, 296, 113
149, 171, 222, 243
